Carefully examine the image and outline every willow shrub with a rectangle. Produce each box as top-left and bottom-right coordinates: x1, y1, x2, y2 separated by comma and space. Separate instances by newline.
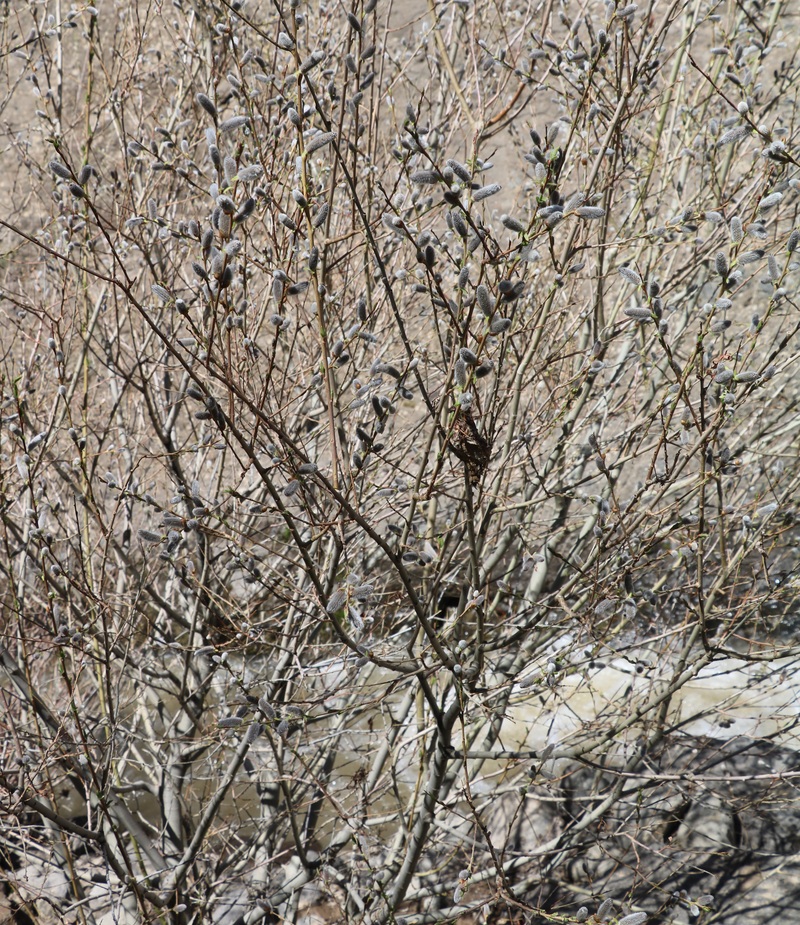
1, 0, 799, 923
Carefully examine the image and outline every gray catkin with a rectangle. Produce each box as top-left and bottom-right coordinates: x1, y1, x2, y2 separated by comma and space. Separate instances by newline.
306, 132, 336, 154
196, 93, 217, 119
768, 254, 780, 281
563, 191, 586, 213
450, 210, 469, 238
223, 155, 237, 186
258, 697, 275, 720
234, 198, 255, 224
47, 160, 72, 180
489, 317, 512, 334
245, 723, 263, 744
501, 214, 525, 233
624, 307, 653, 321
312, 202, 329, 228
326, 588, 348, 613
219, 262, 233, 289
618, 266, 641, 286
618, 914, 647, 925
476, 284, 493, 315
220, 115, 249, 134
445, 158, 472, 183
473, 183, 502, 201
237, 164, 263, 183
576, 206, 605, 219
739, 249, 764, 264
410, 169, 439, 185
349, 608, 365, 630
758, 191, 782, 211
300, 51, 325, 74
716, 125, 751, 147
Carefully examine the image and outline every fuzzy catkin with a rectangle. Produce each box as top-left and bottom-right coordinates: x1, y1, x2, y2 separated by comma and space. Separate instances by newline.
306, 132, 336, 154
473, 183, 502, 201
196, 93, 217, 118
476, 285, 493, 315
